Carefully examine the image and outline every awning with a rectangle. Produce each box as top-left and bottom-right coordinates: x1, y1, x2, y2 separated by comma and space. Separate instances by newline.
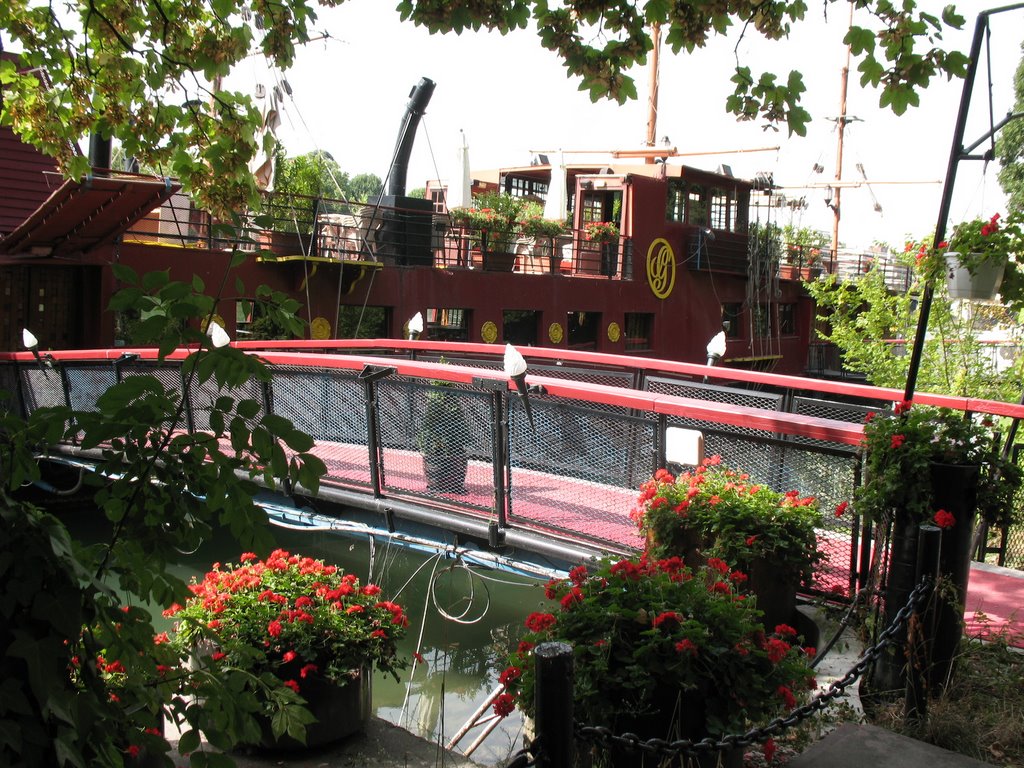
0, 173, 181, 258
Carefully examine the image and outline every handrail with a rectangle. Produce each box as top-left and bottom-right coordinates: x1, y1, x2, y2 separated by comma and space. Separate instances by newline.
5, 341, 1024, 421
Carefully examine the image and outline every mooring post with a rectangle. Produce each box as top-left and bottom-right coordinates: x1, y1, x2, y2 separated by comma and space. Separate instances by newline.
534, 641, 574, 768
905, 523, 940, 723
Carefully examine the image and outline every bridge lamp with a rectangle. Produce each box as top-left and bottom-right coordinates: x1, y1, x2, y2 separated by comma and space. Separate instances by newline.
22, 328, 51, 378
503, 343, 535, 432
407, 311, 424, 341
207, 320, 231, 348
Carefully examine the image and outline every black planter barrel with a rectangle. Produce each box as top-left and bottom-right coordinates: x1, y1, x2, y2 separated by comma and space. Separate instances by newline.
927, 462, 979, 690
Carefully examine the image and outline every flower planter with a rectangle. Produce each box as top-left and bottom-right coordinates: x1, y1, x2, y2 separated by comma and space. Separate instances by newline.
256, 667, 372, 751
482, 250, 517, 272
423, 451, 468, 494
747, 557, 798, 631
944, 252, 1005, 300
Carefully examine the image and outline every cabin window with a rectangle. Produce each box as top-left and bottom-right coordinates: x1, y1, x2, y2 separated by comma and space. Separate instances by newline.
430, 188, 446, 214
624, 313, 653, 351
579, 194, 604, 224
567, 310, 601, 351
426, 308, 470, 341
779, 303, 797, 334
504, 175, 548, 198
722, 303, 742, 338
337, 305, 389, 338
686, 184, 708, 227
666, 180, 686, 222
710, 188, 729, 230
504, 310, 540, 347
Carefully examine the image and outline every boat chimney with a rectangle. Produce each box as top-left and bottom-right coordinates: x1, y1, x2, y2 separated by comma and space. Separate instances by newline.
386, 77, 435, 197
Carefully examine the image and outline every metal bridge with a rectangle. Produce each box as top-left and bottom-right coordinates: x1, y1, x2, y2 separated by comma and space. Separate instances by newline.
4, 339, 1023, 595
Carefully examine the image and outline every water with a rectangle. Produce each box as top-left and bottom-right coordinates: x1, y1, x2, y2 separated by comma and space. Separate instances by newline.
61, 507, 551, 765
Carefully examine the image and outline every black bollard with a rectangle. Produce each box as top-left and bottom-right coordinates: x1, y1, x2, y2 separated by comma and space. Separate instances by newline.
534, 642, 574, 768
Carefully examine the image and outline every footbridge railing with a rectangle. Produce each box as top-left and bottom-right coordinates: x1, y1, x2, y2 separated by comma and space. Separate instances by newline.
4, 341, 1022, 595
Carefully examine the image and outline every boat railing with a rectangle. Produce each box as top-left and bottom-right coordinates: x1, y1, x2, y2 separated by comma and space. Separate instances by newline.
120, 190, 631, 277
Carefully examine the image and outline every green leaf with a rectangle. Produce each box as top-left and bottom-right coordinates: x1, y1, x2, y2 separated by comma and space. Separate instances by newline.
142, 269, 170, 291
192, 274, 205, 292
237, 399, 261, 419
111, 263, 138, 285
177, 728, 200, 755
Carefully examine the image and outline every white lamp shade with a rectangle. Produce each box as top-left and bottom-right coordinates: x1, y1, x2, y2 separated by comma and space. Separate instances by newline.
706, 330, 727, 358
503, 343, 527, 378
208, 320, 231, 348
408, 312, 424, 335
22, 328, 39, 350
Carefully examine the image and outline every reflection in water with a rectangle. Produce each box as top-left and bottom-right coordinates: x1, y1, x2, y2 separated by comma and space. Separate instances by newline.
59, 507, 554, 766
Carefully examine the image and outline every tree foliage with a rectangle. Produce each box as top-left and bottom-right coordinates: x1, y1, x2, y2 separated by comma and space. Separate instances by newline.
0, 262, 326, 766
806, 257, 1024, 401
1, 0, 970, 216
997, 42, 1024, 217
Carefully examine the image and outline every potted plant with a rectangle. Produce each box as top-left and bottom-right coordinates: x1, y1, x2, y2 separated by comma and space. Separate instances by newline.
168, 550, 409, 749
258, 150, 345, 257
632, 458, 823, 629
417, 381, 472, 494
518, 213, 567, 272
584, 220, 620, 244
853, 401, 1021, 691
941, 212, 1022, 300
495, 555, 816, 767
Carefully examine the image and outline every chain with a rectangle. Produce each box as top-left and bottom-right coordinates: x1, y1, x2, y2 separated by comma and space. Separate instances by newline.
575, 576, 933, 760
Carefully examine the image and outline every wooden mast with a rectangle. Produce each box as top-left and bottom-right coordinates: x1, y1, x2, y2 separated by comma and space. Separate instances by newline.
644, 22, 661, 163
830, 1, 855, 268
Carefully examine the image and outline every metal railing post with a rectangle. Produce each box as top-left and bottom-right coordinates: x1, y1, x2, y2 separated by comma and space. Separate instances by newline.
534, 642, 574, 768
358, 365, 396, 497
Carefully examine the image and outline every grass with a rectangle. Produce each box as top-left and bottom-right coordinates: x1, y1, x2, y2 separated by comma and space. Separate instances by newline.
865, 636, 1024, 768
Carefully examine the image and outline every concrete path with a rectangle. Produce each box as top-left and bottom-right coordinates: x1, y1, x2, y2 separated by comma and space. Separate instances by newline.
788, 723, 992, 768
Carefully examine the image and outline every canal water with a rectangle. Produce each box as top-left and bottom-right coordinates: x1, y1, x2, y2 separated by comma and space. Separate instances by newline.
61, 507, 554, 766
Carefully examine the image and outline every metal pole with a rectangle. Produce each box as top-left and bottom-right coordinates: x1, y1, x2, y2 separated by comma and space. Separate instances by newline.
534, 642, 574, 768
903, 6, 1024, 400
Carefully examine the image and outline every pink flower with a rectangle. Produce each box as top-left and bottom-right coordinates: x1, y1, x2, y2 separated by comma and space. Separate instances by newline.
764, 738, 776, 763
835, 500, 849, 517
267, 619, 283, 638
675, 638, 698, 656
299, 663, 318, 679
499, 666, 522, 686
525, 612, 557, 632
934, 509, 956, 529
282, 650, 297, 663
890, 434, 905, 449
284, 679, 300, 693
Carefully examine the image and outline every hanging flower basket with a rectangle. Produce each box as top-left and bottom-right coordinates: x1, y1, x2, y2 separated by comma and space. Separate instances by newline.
944, 251, 1006, 300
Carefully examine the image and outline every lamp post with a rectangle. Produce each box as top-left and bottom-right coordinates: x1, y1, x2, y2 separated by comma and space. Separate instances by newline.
206, 320, 231, 348
503, 343, 535, 431
704, 329, 726, 382
407, 311, 424, 341
22, 328, 50, 378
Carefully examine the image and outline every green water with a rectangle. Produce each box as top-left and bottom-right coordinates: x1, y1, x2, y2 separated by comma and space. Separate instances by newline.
59, 508, 549, 765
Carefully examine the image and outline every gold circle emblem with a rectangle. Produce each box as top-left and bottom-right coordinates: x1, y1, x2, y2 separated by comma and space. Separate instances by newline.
607, 322, 621, 343
481, 321, 498, 344
646, 238, 676, 299
548, 322, 564, 344
310, 317, 331, 340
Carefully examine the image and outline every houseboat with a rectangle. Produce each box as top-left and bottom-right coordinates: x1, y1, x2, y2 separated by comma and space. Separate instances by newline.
0, 75, 816, 373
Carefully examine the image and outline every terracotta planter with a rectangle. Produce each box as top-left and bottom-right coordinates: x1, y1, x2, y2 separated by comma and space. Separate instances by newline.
944, 252, 1005, 300
482, 250, 517, 272
256, 667, 372, 750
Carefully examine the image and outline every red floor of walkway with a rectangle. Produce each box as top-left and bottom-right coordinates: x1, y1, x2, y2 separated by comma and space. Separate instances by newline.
965, 561, 1024, 646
